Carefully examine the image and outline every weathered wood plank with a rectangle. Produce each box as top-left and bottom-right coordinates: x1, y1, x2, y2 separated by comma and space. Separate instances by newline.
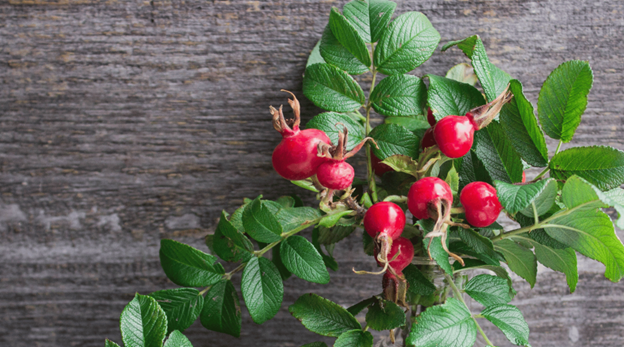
0, 0, 623, 346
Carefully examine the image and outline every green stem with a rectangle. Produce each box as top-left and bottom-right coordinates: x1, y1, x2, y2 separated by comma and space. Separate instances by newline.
365, 46, 379, 203
255, 216, 324, 257
445, 274, 494, 346
532, 201, 539, 225
555, 139, 563, 154
532, 140, 563, 182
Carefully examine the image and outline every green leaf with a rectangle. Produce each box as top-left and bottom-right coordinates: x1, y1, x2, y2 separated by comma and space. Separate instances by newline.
347, 297, 376, 316
543, 176, 624, 282
604, 188, 624, 229
150, 288, 203, 334
474, 122, 524, 183
334, 330, 374, 347
500, 79, 549, 167
276, 196, 296, 208
510, 233, 578, 293
302, 343, 329, 347
384, 116, 430, 133
550, 146, 624, 191
445, 63, 477, 86
318, 224, 356, 245
494, 239, 537, 288
289, 293, 361, 337
243, 197, 283, 243
120, 294, 168, 347
464, 274, 512, 307
529, 229, 568, 250
458, 150, 493, 190
453, 259, 515, 295
427, 75, 486, 122
105, 340, 121, 347
307, 40, 326, 67
241, 257, 284, 324
494, 179, 557, 215
163, 331, 193, 347
519, 179, 558, 218
280, 235, 330, 284
272, 246, 292, 280
449, 241, 500, 266
407, 298, 476, 347
445, 164, 460, 195
307, 112, 366, 151
343, 0, 397, 43
374, 11, 440, 75
329, 7, 371, 67
159, 239, 224, 287
452, 228, 496, 259
370, 74, 427, 117
319, 210, 354, 228
214, 211, 253, 262
320, 26, 369, 75
403, 264, 436, 296
380, 154, 419, 177
419, 221, 453, 275
443, 35, 511, 102
538, 60, 593, 142
200, 279, 242, 337
291, 179, 320, 193
370, 123, 420, 159
303, 63, 365, 112
365, 298, 406, 331
481, 304, 530, 346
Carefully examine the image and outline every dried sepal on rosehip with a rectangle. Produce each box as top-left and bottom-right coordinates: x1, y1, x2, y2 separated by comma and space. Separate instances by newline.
434, 87, 512, 158
271, 90, 331, 181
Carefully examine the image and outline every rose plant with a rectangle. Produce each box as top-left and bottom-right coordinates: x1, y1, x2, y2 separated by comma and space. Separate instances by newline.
105, 1, 624, 347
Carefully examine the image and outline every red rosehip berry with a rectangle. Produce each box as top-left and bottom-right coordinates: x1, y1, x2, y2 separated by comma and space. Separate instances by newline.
522, 171, 527, 183
426, 107, 436, 126
363, 202, 406, 240
460, 181, 503, 227
316, 160, 354, 190
407, 177, 453, 220
433, 114, 477, 158
421, 127, 437, 149
271, 91, 330, 180
375, 237, 414, 273
371, 153, 394, 177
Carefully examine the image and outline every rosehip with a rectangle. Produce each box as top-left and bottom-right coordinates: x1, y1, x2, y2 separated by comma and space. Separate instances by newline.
522, 171, 527, 183
371, 153, 393, 177
460, 181, 503, 227
407, 177, 453, 220
426, 107, 436, 126
375, 237, 414, 273
421, 127, 437, 149
271, 91, 330, 180
316, 160, 354, 190
363, 202, 406, 240
433, 114, 476, 158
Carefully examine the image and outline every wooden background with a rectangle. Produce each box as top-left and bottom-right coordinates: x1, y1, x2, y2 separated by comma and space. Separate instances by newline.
1, 0, 623, 346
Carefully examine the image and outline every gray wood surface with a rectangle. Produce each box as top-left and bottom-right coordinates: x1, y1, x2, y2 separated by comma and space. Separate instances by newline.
1, 0, 623, 346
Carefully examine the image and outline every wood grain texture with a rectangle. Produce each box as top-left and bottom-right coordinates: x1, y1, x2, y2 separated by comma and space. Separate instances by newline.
0, 0, 623, 346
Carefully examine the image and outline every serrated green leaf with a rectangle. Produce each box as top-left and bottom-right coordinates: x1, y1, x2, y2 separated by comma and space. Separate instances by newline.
289, 293, 361, 337
474, 122, 524, 183
500, 79, 549, 167
452, 228, 496, 258
335, 330, 374, 347
374, 12, 440, 75
445, 63, 478, 86
380, 154, 419, 177
604, 188, 624, 229
529, 229, 567, 249
214, 211, 253, 262
384, 116, 430, 134
307, 40, 326, 67
276, 196, 296, 208
163, 331, 193, 347
510, 233, 578, 293
291, 179, 320, 193
329, 7, 371, 67
427, 75, 486, 122
318, 223, 356, 245
243, 197, 283, 243
105, 340, 121, 347
347, 297, 376, 316
370, 74, 427, 117
343, 0, 396, 43
370, 123, 420, 159
519, 180, 558, 218
481, 304, 530, 346
419, 221, 453, 275
403, 264, 436, 296
159, 239, 224, 287
494, 179, 557, 215
407, 298, 476, 347
445, 164, 460, 195
454, 259, 515, 296
120, 294, 168, 347
319, 210, 354, 228
307, 112, 366, 152
449, 241, 500, 266
200, 279, 242, 337
303, 63, 365, 112
274, 206, 323, 234
150, 288, 203, 334
280, 235, 330, 284
241, 256, 283, 324
538, 60, 593, 142
464, 274, 512, 307
365, 298, 405, 331
320, 25, 369, 75
459, 150, 493, 190
550, 146, 624, 191
494, 239, 537, 288
543, 176, 624, 282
